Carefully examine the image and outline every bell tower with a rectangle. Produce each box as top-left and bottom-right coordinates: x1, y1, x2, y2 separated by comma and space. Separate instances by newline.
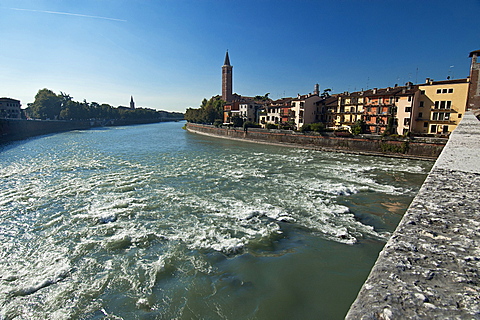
130, 96, 135, 110
467, 50, 480, 110
222, 51, 233, 102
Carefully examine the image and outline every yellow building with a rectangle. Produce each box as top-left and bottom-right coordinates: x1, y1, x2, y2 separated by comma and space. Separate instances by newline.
335, 92, 365, 130
412, 78, 469, 135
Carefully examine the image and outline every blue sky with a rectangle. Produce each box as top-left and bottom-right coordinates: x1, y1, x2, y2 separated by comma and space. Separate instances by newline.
1, 0, 479, 112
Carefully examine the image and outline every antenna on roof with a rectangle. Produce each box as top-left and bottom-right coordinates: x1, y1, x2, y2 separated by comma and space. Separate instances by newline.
448, 65, 455, 79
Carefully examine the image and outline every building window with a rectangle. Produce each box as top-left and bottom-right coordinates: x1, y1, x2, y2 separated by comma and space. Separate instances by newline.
421, 90, 425, 95
446, 101, 452, 109
458, 114, 462, 118
424, 122, 428, 128
404, 118, 410, 125
408, 96, 412, 102
419, 101, 424, 108
437, 89, 442, 94
419, 112, 423, 118
448, 88, 453, 93
405, 107, 412, 112
431, 125, 437, 133
442, 88, 448, 93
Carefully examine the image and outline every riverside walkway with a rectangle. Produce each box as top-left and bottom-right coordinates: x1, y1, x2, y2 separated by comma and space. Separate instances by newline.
346, 112, 480, 319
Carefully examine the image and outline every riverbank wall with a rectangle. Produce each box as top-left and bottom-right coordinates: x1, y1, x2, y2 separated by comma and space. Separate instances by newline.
345, 111, 480, 319
186, 123, 447, 160
0, 118, 183, 143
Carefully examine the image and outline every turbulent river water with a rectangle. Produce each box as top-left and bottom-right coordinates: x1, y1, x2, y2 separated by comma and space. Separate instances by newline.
0, 121, 432, 319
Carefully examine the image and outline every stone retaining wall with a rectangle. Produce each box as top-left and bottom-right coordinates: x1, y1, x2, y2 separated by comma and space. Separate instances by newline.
0, 118, 183, 143
186, 123, 446, 160
345, 112, 480, 319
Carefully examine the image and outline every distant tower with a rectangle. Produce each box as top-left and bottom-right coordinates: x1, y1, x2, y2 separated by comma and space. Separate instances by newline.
467, 49, 480, 110
314, 83, 320, 96
222, 51, 233, 102
130, 96, 135, 110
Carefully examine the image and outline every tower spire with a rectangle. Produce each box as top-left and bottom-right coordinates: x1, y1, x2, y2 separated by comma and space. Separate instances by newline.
222, 51, 233, 102
130, 96, 135, 109
224, 50, 231, 66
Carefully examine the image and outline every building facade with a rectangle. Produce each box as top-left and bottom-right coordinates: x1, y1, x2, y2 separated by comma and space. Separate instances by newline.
335, 92, 365, 131
394, 85, 418, 135
0, 98, 22, 119
411, 79, 469, 135
290, 94, 322, 129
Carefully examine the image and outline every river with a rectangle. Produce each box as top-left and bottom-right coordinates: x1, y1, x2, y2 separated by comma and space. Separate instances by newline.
0, 121, 432, 319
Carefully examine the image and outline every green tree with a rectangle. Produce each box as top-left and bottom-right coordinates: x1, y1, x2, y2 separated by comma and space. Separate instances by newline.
28, 88, 62, 119
185, 96, 225, 124
321, 89, 332, 98
382, 117, 395, 136
351, 120, 366, 135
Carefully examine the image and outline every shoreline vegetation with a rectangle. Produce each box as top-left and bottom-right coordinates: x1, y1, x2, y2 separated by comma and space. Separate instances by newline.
1, 88, 184, 143
24, 88, 184, 122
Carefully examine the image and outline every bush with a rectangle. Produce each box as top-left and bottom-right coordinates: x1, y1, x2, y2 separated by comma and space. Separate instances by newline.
380, 141, 409, 153
213, 119, 223, 127
265, 123, 278, 130
279, 122, 295, 130
311, 123, 326, 132
244, 121, 261, 128
300, 124, 312, 132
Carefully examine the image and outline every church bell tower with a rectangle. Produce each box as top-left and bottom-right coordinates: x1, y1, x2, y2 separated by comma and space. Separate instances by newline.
467, 50, 480, 110
130, 96, 135, 110
222, 51, 233, 102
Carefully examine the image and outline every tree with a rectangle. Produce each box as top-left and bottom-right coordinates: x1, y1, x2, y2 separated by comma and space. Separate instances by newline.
231, 114, 243, 127
321, 89, 332, 99
382, 117, 395, 136
28, 88, 62, 119
185, 96, 225, 124
351, 120, 366, 135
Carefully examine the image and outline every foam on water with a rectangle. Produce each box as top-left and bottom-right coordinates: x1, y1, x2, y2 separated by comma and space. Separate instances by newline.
0, 124, 432, 319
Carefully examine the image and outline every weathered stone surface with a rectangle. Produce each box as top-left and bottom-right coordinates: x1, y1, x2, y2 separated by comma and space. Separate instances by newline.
186, 123, 446, 160
346, 112, 480, 319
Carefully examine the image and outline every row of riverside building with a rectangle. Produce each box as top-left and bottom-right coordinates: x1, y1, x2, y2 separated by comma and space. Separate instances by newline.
221, 50, 480, 136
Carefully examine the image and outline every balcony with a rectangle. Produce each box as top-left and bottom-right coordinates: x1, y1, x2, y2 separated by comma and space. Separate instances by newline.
429, 119, 455, 124
430, 108, 456, 112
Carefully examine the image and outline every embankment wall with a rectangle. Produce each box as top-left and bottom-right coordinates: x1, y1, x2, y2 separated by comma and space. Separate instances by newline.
0, 119, 92, 142
186, 123, 446, 160
345, 112, 480, 319
0, 118, 183, 143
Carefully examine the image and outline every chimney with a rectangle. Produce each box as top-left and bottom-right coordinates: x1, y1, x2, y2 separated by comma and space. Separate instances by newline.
373, 88, 377, 94
425, 78, 430, 84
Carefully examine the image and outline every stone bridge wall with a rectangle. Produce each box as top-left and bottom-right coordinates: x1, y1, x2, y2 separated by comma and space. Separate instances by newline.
345, 112, 480, 319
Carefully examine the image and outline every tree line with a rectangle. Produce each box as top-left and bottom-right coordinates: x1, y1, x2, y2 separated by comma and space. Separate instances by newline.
26, 88, 183, 121
184, 96, 224, 124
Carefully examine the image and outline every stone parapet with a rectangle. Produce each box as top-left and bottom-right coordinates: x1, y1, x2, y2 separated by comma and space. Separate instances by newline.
345, 112, 480, 319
